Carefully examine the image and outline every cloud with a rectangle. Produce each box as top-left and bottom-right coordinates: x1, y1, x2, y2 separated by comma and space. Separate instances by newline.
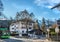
47, 6, 53, 8
34, 0, 60, 8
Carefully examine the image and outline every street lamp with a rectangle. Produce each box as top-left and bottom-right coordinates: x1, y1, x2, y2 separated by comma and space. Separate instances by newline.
55, 27, 59, 41
47, 29, 50, 39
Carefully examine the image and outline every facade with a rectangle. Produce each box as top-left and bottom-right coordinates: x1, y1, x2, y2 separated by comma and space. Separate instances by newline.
10, 19, 34, 36
10, 22, 19, 35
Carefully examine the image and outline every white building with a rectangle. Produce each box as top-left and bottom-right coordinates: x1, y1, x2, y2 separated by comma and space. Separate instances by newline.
10, 19, 34, 37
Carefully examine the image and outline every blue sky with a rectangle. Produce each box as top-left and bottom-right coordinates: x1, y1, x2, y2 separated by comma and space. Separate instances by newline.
2, 0, 60, 20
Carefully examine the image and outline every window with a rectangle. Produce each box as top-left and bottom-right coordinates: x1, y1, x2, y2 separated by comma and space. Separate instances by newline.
29, 23, 32, 25
16, 27, 18, 29
14, 25, 16, 27
22, 31, 24, 33
15, 29, 16, 30
12, 28, 14, 29
22, 27, 25, 29
29, 27, 31, 29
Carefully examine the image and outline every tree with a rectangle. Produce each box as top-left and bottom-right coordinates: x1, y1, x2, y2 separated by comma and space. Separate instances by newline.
15, 12, 20, 20
10, 17, 13, 21
14, 10, 36, 36
52, 19, 58, 28
30, 12, 35, 20
52, 23, 57, 28
47, 19, 50, 28
34, 20, 39, 30
9, 17, 13, 26
41, 18, 46, 32
0, 0, 3, 11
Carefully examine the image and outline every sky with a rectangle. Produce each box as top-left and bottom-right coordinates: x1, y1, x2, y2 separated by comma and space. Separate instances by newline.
1, 0, 60, 20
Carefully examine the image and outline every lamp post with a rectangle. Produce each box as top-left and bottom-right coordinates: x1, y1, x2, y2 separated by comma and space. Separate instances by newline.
55, 27, 59, 41
47, 29, 50, 39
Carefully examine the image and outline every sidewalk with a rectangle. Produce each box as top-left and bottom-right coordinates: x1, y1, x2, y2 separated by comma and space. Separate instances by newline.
10, 36, 33, 42
10, 36, 51, 42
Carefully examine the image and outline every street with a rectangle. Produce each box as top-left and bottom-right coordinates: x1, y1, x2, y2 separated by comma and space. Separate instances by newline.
0, 39, 23, 42
0, 38, 47, 42
0, 38, 58, 42
0, 36, 57, 42
0, 38, 32, 42
0, 37, 45, 42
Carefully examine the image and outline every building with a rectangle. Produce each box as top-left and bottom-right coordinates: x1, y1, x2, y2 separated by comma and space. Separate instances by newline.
49, 19, 60, 41
10, 10, 41, 37
57, 19, 60, 29
10, 19, 35, 36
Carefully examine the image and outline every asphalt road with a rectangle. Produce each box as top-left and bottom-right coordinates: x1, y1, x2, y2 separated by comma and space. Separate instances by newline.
0, 39, 24, 42
1, 39, 58, 42
0, 38, 59, 42
0, 39, 32, 42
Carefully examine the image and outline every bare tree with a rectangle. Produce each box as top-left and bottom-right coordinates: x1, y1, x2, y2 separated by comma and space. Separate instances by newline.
41, 18, 46, 34
15, 12, 20, 21
10, 17, 13, 21
30, 12, 35, 20
47, 19, 50, 28
0, 0, 3, 11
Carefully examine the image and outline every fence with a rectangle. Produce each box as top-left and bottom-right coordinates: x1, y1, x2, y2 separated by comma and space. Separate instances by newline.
49, 35, 60, 41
